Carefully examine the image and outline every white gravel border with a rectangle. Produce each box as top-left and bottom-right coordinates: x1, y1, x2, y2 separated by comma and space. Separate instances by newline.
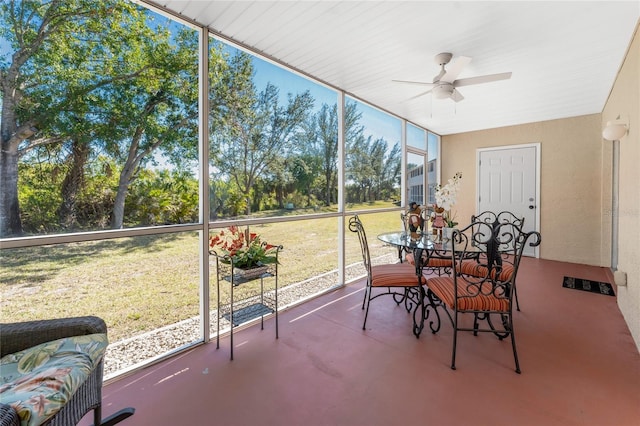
104, 253, 397, 378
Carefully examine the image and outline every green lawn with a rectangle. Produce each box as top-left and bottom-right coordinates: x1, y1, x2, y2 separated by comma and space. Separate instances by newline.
1, 207, 402, 341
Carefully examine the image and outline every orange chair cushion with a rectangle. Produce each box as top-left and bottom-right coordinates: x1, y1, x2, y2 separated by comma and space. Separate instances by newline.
405, 252, 453, 268
427, 276, 510, 312
371, 263, 426, 287
425, 258, 454, 268
459, 260, 514, 282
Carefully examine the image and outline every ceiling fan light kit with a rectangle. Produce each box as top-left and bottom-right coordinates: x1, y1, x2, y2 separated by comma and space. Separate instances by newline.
432, 84, 454, 99
393, 52, 512, 103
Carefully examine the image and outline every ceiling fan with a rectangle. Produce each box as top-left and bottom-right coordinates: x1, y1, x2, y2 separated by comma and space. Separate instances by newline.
393, 52, 512, 102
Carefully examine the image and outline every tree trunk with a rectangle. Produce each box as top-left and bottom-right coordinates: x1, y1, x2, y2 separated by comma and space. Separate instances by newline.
58, 139, 89, 229
111, 129, 144, 229
324, 170, 332, 206
110, 112, 164, 229
275, 185, 283, 208
0, 148, 22, 237
111, 165, 134, 229
0, 78, 26, 237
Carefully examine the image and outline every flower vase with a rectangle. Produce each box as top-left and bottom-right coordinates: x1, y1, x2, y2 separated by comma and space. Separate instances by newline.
442, 227, 456, 241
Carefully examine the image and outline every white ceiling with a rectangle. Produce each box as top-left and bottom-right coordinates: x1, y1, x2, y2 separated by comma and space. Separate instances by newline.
150, 1, 639, 135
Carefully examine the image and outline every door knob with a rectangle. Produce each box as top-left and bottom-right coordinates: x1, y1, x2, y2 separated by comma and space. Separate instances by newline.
529, 205, 535, 209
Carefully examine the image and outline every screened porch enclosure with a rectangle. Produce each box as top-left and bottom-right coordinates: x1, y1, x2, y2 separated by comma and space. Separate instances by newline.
1, 0, 443, 378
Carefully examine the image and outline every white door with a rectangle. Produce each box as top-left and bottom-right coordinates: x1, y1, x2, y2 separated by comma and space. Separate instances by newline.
477, 144, 539, 257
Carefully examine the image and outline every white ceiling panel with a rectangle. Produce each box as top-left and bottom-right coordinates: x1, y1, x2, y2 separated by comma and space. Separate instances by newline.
150, 1, 639, 135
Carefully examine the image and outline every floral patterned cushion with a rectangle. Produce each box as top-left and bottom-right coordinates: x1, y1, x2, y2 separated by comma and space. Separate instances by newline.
0, 333, 108, 426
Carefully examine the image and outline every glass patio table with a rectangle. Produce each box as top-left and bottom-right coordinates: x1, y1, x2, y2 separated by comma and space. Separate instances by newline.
377, 229, 489, 283
375, 230, 459, 337
377, 229, 514, 337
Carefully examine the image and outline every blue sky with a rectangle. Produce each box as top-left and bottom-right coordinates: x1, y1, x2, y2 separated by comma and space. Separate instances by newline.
1, 36, 10, 65
250, 51, 401, 147
252, 56, 337, 110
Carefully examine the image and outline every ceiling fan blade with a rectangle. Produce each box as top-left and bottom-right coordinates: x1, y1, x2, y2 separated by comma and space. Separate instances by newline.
453, 72, 512, 87
406, 89, 433, 101
440, 56, 471, 83
451, 89, 464, 102
392, 79, 437, 87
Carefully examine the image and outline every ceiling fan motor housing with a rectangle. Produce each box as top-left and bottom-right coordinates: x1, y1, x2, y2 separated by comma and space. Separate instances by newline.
432, 83, 454, 99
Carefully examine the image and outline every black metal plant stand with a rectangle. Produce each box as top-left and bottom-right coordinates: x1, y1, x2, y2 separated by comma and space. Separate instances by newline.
211, 247, 282, 360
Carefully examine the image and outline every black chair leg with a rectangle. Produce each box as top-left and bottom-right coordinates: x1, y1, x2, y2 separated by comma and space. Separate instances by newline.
94, 404, 101, 426
91, 407, 136, 426
361, 284, 370, 310
362, 291, 372, 330
508, 318, 521, 374
473, 314, 480, 336
514, 287, 521, 311
412, 287, 425, 338
451, 314, 458, 370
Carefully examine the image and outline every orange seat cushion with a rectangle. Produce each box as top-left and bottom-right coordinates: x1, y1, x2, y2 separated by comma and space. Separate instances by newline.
405, 252, 453, 268
459, 260, 514, 282
427, 276, 510, 312
425, 258, 454, 268
371, 263, 426, 287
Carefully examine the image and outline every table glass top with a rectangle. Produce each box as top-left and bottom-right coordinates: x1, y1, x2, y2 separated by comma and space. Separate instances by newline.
377, 230, 485, 254
377, 231, 438, 250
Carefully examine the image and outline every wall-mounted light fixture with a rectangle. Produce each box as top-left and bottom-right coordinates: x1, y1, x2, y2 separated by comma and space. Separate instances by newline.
602, 116, 628, 141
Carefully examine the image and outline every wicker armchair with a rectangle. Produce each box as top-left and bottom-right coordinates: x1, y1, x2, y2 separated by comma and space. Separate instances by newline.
0, 316, 134, 426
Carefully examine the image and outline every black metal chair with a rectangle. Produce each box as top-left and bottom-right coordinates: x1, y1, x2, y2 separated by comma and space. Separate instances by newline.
424, 221, 541, 373
349, 215, 426, 338
470, 211, 526, 310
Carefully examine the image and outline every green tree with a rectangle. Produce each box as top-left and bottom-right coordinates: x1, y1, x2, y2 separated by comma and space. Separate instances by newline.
1, 1, 212, 234
208, 48, 254, 218
346, 135, 401, 203
102, 26, 200, 229
125, 169, 198, 226
296, 102, 363, 206
212, 65, 315, 215
373, 140, 401, 200
17, 161, 63, 233
0, 0, 147, 236
57, 139, 90, 229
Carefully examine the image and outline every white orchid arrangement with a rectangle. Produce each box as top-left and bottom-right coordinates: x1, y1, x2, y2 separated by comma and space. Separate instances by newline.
435, 172, 463, 227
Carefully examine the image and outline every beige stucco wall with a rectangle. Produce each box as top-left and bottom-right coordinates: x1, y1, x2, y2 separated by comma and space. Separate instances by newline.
602, 22, 639, 350
441, 114, 603, 266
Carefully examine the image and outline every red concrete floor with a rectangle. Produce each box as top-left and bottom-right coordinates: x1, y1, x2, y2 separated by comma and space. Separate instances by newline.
81, 257, 640, 426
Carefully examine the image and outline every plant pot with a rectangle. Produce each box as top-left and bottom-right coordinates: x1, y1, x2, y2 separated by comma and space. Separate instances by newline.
234, 265, 269, 280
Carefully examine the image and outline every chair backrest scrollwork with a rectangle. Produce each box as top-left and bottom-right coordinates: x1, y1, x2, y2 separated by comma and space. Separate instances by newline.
472, 210, 525, 228
348, 215, 372, 285
471, 210, 527, 256
451, 221, 541, 306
